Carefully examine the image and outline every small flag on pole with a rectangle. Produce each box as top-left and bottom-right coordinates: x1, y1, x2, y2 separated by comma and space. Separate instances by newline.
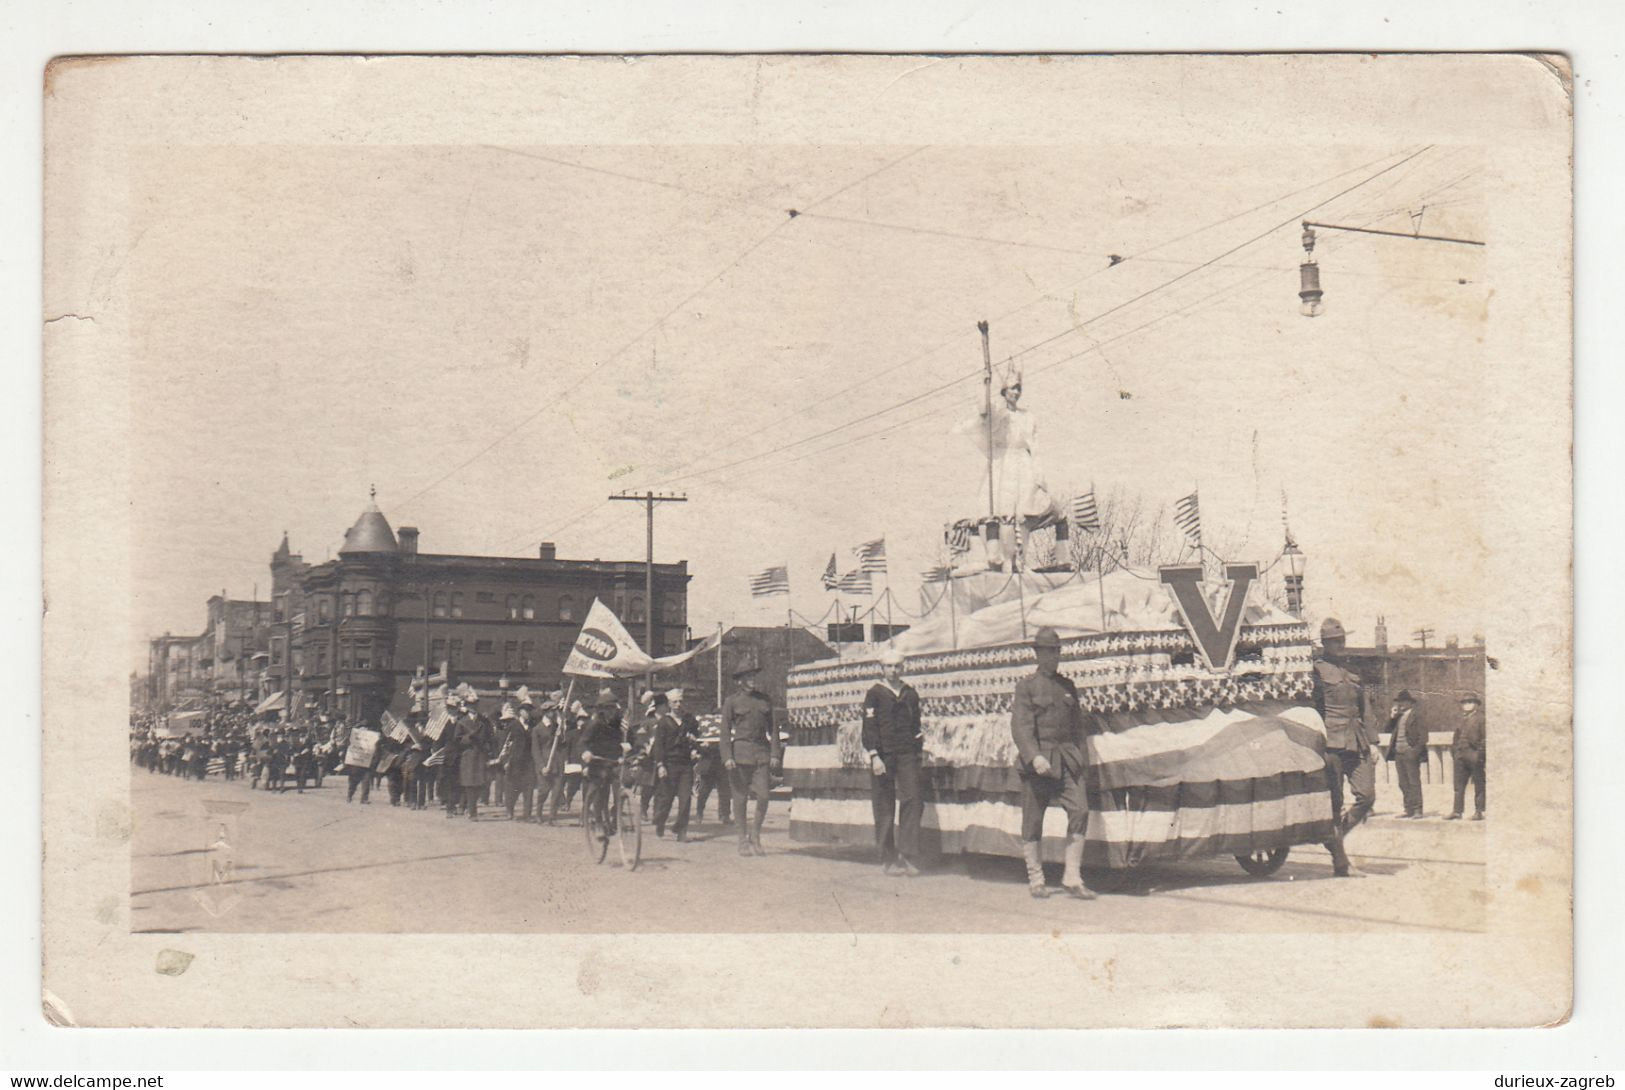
944, 520, 975, 557
820, 553, 839, 591
749, 564, 790, 598
856, 537, 888, 574
1070, 488, 1101, 533
837, 568, 874, 595
1174, 490, 1203, 548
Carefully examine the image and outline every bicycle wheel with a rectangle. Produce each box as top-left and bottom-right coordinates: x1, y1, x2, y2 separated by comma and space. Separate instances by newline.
615, 786, 642, 871
582, 786, 609, 864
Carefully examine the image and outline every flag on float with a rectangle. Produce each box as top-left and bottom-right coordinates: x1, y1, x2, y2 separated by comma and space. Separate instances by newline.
820, 553, 839, 591
380, 710, 412, 744
749, 564, 790, 599
1070, 488, 1101, 533
920, 564, 952, 583
1174, 490, 1202, 547
836, 568, 873, 595
944, 519, 975, 557
856, 537, 887, 574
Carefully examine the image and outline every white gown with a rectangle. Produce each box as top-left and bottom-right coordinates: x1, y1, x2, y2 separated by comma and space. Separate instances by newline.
962, 401, 1055, 520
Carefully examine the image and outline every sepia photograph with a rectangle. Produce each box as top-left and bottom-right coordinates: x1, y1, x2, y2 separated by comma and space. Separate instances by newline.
38, 51, 1573, 1031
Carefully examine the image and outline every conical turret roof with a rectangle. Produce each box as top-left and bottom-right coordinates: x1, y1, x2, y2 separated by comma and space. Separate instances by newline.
339, 487, 399, 556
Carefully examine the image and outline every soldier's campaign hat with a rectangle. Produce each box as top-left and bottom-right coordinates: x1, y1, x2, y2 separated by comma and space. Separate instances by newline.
1395, 689, 1417, 704
1032, 627, 1062, 650
514, 685, 535, 707
547, 689, 565, 706
639, 689, 658, 708
665, 687, 684, 703
569, 699, 587, 717
1319, 617, 1346, 640
596, 687, 618, 706
499, 702, 518, 721
732, 656, 761, 677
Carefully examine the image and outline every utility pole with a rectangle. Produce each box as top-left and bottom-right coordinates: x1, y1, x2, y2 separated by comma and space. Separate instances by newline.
609, 490, 687, 682
1412, 627, 1434, 650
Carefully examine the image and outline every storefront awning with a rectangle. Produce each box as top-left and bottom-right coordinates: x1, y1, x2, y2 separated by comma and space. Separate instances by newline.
252, 691, 287, 715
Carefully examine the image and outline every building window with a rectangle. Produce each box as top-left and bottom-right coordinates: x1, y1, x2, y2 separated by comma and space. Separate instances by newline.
376, 591, 390, 616
315, 646, 327, 672
450, 593, 465, 619
272, 638, 284, 666
476, 591, 496, 604
504, 640, 519, 671
432, 592, 448, 619
354, 641, 372, 670
449, 639, 463, 667
431, 638, 447, 667
558, 594, 575, 622
506, 594, 519, 620
475, 640, 494, 656
521, 641, 536, 670
663, 596, 684, 624
339, 641, 351, 669
318, 598, 332, 625
629, 596, 645, 623
356, 589, 373, 616
521, 594, 536, 620
557, 639, 572, 657
340, 593, 354, 618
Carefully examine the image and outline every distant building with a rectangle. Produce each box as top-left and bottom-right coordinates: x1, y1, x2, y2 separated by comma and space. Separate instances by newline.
667, 625, 837, 718
146, 594, 276, 710
1340, 636, 1488, 731
263, 495, 690, 724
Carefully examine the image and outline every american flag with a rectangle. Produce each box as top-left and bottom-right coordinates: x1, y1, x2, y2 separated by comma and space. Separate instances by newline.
749, 564, 790, 598
920, 564, 952, 583
1174, 490, 1202, 548
1070, 488, 1101, 533
856, 537, 887, 574
944, 520, 975, 557
837, 568, 874, 595
820, 553, 839, 591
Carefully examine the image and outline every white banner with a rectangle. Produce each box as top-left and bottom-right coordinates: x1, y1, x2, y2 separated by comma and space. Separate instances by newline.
562, 598, 719, 679
342, 727, 380, 769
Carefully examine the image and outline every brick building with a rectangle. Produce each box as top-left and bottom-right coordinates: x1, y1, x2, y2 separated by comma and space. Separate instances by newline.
264, 495, 690, 724
145, 594, 276, 711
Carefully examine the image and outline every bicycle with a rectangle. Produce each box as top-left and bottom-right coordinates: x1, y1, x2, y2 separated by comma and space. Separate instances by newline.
580, 754, 642, 870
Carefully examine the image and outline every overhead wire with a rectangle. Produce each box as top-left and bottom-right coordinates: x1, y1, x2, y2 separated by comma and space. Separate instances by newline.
663, 145, 1436, 493
640, 147, 1420, 491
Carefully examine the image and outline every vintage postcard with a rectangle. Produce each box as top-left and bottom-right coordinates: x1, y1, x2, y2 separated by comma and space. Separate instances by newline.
41, 53, 1571, 1028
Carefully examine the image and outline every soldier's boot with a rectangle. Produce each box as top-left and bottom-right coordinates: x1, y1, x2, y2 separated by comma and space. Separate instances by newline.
1061, 836, 1096, 900
1021, 842, 1049, 898
1325, 834, 1363, 878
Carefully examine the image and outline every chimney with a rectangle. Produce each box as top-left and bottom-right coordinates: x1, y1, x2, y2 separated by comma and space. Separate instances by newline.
398, 526, 419, 557
1374, 616, 1388, 651
538, 541, 556, 561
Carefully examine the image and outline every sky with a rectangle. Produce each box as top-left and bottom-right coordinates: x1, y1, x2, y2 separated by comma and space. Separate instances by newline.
126, 141, 1488, 669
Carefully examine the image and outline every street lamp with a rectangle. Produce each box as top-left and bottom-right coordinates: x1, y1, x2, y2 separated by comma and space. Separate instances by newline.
1282, 534, 1307, 617
1298, 225, 1324, 318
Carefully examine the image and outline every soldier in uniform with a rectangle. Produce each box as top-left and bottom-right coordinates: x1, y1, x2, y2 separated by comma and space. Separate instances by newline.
1009, 627, 1095, 900
652, 688, 700, 841
1312, 618, 1371, 877
721, 658, 782, 856
1314, 618, 1380, 835
439, 693, 465, 818
864, 646, 925, 877
1447, 691, 1486, 820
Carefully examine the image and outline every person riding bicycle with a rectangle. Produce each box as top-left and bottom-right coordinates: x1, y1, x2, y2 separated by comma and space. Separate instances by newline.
579, 689, 629, 823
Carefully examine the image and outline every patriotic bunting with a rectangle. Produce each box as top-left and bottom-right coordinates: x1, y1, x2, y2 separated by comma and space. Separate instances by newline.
820, 553, 839, 591
836, 568, 874, 595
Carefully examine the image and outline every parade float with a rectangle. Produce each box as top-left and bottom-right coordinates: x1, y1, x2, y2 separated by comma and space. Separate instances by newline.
782, 335, 1336, 875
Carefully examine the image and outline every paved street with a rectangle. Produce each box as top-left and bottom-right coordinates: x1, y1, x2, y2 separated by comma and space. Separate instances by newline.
131, 770, 1485, 935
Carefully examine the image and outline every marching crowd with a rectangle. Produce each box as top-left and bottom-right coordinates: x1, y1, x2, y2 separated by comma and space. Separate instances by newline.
128, 660, 788, 846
